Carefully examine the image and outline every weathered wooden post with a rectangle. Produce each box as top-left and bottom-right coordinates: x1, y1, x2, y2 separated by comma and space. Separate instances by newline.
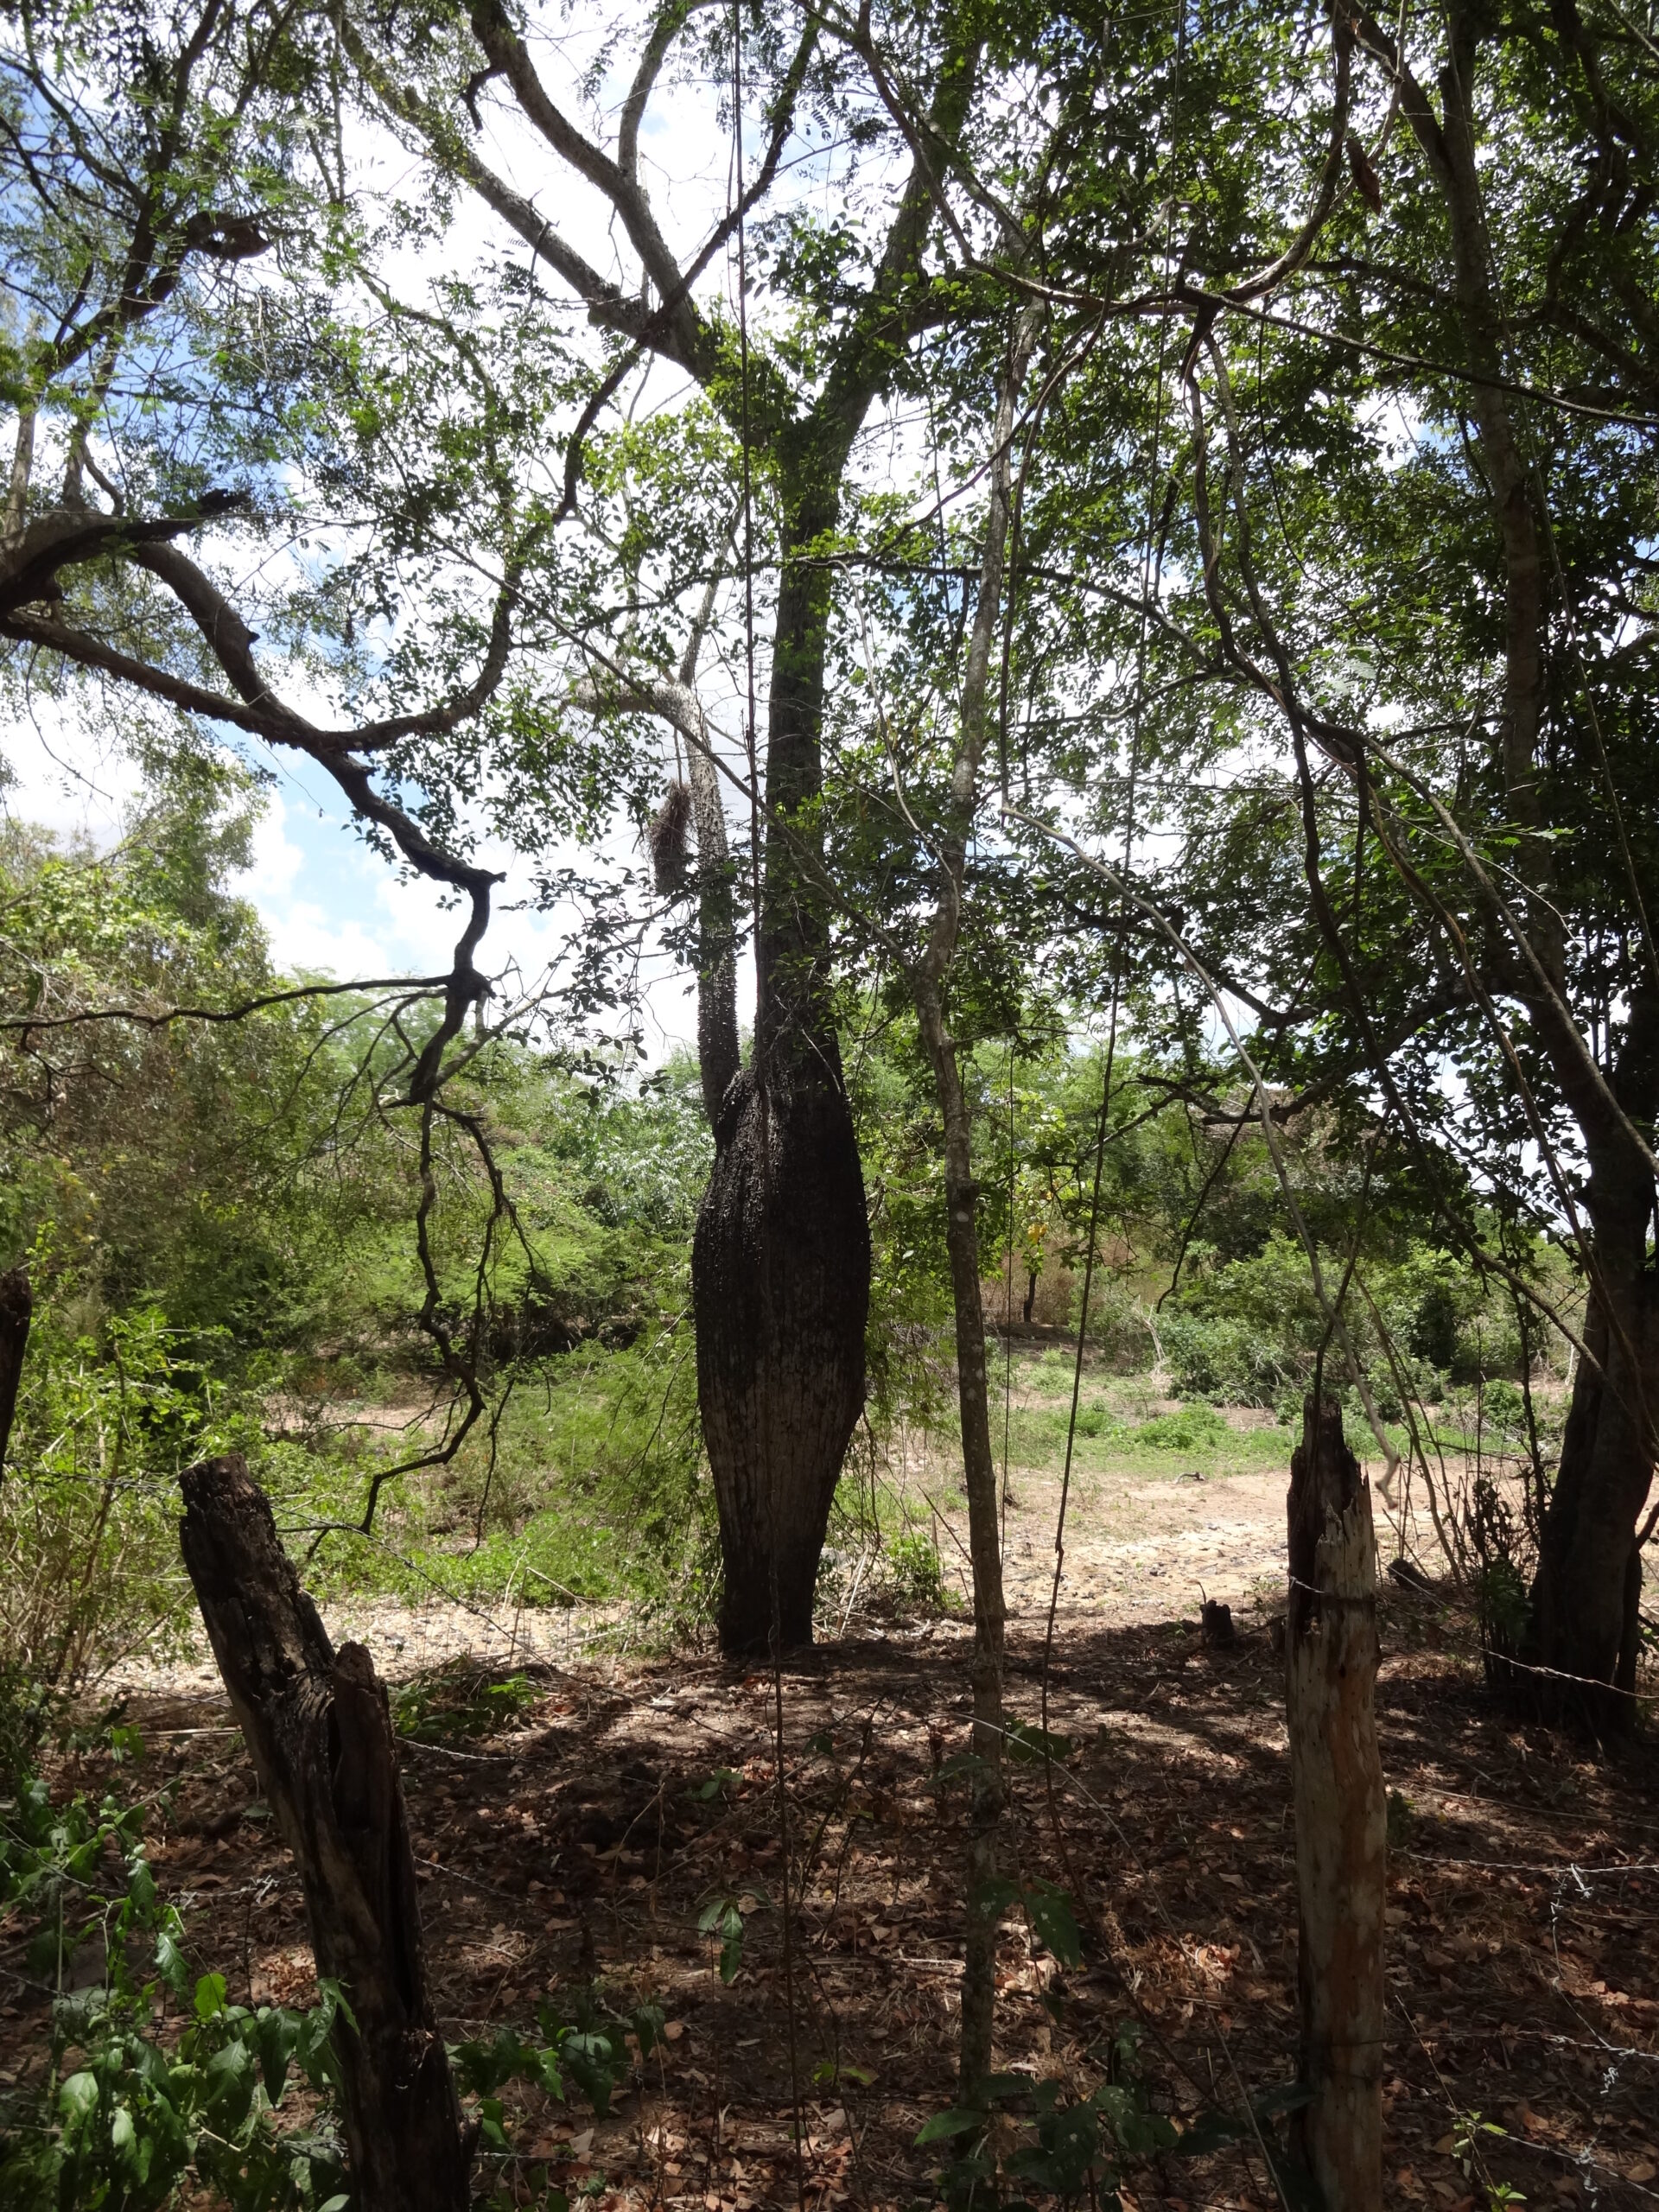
1286, 1393, 1385, 2212
179, 1454, 470, 2212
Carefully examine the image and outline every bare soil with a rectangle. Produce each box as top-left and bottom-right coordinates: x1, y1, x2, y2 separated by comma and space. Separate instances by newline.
5, 1441, 1656, 2209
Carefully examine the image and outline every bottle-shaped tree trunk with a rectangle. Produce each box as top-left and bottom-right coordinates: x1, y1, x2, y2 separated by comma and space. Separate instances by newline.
691, 491, 870, 1656
1286, 1394, 1385, 2212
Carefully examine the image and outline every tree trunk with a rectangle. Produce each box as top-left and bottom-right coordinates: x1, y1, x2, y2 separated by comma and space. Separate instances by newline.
684, 723, 741, 1125
1286, 1394, 1385, 2212
908, 309, 1033, 2099
1516, 983, 1658, 1732
692, 480, 870, 1656
177, 1454, 471, 2212
916, 1007, 1006, 2102
0, 1263, 31, 1476
695, 1067, 868, 1652
1375, 11, 1659, 1735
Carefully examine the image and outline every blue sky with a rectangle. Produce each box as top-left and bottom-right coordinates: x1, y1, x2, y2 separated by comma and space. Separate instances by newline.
2, 710, 722, 1064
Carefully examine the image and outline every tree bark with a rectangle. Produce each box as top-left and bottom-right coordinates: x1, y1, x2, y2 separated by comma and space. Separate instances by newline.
1362, 8, 1659, 1729
0, 1264, 32, 1478
916, 1014, 1006, 2102
693, 470, 870, 1656
1286, 1393, 1385, 2212
177, 1453, 471, 2212
1521, 984, 1658, 1735
694, 1065, 869, 1652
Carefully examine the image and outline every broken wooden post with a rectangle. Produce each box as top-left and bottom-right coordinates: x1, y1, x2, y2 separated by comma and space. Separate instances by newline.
0, 1264, 32, 1477
1286, 1392, 1385, 2212
178, 1454, 470, 2212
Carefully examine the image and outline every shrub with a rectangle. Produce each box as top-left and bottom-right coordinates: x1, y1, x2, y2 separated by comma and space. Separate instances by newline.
886, 1530, 948, 1613
0, 1300, 280, 1702
1130, 1404, 1229, 1453
0, 1762, 348, 2211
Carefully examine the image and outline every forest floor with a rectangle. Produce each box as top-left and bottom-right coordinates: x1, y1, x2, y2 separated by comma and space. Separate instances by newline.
5, 1422, 1658, 2212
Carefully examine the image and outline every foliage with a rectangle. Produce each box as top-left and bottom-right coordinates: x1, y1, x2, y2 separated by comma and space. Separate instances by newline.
884, 1530, 949, 1614
0, 1763, 348, 2211
450, 1993, 666, 2126
0, 1298, 291, 1700
915, 2024, 1188, 2208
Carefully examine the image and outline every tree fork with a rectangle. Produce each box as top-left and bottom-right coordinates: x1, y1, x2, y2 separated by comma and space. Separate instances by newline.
178, 1454, 471, 2212
1286, 1393, 1385, 2212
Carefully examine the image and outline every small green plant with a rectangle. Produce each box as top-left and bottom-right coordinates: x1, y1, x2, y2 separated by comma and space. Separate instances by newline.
1452, 2110, 1510, 2177
684, 1766, 740, 1803
450, 1991, 665, 2128
696, 1887, 766, 1982
0, 1768, 348, 2210
885, 1531, 947, 1611
916, 2026, 1182, 2206
392, 1666, 539, 1744
1131, 1404, 1229, 1453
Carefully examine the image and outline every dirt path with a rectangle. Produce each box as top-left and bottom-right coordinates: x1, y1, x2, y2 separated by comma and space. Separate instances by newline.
911, 1411, 1447, 1634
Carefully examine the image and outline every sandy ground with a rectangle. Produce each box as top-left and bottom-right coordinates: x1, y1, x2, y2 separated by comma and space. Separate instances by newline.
107, 1406, 1451, 1700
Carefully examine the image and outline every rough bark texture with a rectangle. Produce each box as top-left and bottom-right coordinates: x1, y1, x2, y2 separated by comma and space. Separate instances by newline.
689, 48, 977, 1659
177, 1454, 470, 2212
1521, 995, 1658, 1733
1286, 1394, 1385, 2212
0, 1263, 31, 1475
694, 1067, 868, 1653
684, 728, 741, 1125
692, 465, 870, 1657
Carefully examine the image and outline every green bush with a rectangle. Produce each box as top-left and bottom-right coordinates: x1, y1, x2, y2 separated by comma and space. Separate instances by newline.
0, 1297, 283, 1702
886, 1530, 948, 1612
1130, 1404, 1229, 1453
0, 1763, 348, 2211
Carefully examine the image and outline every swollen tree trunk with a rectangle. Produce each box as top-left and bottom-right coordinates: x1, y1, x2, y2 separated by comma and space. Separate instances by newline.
1522, 985, 1658, 1735
178, 1454, 471, 2212
695, 1065, 869, 1650
0, 1263, 31, 1476
693, 478, 869, 1655
1286, 1394, 1385, 2212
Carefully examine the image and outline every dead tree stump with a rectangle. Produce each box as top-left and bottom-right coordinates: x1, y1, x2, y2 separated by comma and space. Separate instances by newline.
178, 1454, 470, 2212
0, 1264, 32, 1474
1286, 1393, 1385, 2212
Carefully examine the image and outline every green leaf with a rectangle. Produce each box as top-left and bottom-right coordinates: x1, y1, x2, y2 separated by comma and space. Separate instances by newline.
1022, 1878, 1084, 1968
154, 1916, 191, 2003
193, 1971, 227, 2022
630, 2002, 666, 2059
915, 2107, 985, 2145
1005, 1722, 1072, 1764
59, 2070, 99, 2124
253, 2005, 302, 2104
968, 1875, 1020, 1926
